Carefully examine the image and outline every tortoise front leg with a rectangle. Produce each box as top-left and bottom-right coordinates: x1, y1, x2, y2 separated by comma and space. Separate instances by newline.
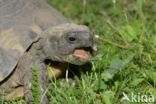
23, 61, 48, 104
23, 66, 33, 104
35, 62, 48, 104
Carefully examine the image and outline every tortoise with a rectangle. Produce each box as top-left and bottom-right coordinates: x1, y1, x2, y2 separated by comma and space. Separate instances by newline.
0, 0, 96, 103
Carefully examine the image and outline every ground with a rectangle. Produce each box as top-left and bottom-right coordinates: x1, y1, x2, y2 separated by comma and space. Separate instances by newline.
4, 0, 156, 104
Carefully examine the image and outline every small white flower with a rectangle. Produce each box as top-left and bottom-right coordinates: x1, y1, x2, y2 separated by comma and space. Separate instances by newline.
95, 34, 100, 39
112, 0, 116, 4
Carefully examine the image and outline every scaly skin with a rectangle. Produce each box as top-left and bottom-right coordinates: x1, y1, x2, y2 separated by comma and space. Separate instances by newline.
0, 23, 95, 104
0, 42, 49, 103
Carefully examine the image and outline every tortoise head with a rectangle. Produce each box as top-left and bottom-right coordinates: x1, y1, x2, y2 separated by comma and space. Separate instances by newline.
41, 23, 96, 65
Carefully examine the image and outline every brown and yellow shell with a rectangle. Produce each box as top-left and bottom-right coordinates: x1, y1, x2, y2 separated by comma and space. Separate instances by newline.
0, 0, 68, 82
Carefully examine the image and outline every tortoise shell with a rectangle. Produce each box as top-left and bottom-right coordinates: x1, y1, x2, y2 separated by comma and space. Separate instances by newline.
0, 0, 68, 81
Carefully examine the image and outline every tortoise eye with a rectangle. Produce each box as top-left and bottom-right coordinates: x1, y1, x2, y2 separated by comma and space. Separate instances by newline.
66, 32, 78, 43
68, 36, 76, 42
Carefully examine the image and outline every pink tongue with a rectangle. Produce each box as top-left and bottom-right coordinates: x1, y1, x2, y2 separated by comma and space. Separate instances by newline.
73, 49, 89, 59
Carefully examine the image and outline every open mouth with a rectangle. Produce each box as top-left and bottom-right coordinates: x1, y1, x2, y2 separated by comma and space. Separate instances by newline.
72, 47, 93, 60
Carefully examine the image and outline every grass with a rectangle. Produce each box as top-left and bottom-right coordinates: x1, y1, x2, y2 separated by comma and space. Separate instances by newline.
4, 0, 156, 104
47, 0, 156, 103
